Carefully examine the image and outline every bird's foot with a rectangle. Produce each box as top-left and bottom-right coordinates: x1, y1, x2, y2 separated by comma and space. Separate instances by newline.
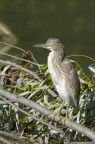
54, 102, 65, 119
53, 108, 61, 120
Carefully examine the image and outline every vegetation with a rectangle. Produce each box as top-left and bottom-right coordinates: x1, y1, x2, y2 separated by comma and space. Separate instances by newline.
0, 44, 95, 144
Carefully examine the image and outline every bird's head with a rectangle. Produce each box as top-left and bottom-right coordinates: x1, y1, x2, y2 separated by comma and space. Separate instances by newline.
33, 38, 64, 51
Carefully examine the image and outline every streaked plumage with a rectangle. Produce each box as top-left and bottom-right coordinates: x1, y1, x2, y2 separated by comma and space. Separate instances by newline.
34, 38, 80, 108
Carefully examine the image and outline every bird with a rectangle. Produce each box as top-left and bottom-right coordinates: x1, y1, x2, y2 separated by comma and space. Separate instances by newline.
34, 38, 80, 108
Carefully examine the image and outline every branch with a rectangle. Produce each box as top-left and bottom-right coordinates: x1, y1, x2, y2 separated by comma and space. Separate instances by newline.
0, 59, 40, 81
0, 42, 23, 52
0, 95, 65, 136
0, 89, 95, 141
0, 59, 58, 97
0, 136, 13, 144
0, 130, 27, 144
0, 51, 40, 67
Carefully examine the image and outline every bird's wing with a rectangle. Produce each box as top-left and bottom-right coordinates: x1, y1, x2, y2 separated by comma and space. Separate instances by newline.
61, 58, 80, 107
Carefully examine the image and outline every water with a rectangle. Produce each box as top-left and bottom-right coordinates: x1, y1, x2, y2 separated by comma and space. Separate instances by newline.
0, 0, 95, 75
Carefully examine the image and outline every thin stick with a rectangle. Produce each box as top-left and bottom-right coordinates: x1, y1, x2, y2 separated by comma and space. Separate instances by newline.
0, 51, 40, 67
0, 41, 25, 52
0, 59, 40, 81
0, 89, 95, 141
0, 59, 58, 97
67, 54, 95, 62
0, 95, 65, 136
0, 136, 13, 144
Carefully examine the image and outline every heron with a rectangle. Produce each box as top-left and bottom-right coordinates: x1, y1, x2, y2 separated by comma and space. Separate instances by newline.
34, 38, 80, 110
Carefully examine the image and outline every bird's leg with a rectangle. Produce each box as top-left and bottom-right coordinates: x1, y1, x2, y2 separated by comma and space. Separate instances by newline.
54, 101, 65, 117
66, 103, 69, 118
55, 102, 70, 118
59, 101, 64, 113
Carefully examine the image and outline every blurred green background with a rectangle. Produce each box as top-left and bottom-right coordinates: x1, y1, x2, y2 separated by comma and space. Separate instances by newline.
0, 0, 95, 74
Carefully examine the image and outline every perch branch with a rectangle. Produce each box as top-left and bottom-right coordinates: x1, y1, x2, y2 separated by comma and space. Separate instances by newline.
0, 89, 95, 141
0, 95, 65, 136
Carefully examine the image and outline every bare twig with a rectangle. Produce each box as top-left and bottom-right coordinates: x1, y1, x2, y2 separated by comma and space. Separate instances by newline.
0, 136, 13, 144
0, 59, 58, 97
0, 51, 40, 67
0, 59, 40, 81
67, 54, 95, 62
0, 89, 95, 141
0, 95, 65, 136
0, 130, 27, 144
0, 41, 24, 52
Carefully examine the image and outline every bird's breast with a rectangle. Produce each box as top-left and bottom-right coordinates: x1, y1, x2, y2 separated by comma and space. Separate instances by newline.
48, 52, 59, 84
48, 52, 69, 102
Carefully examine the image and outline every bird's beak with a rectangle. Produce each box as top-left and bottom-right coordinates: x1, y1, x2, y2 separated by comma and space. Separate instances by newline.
33, 44, 50, 49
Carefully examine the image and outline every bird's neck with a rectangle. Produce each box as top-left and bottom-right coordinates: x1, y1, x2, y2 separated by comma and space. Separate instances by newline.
48, 49, 65, 64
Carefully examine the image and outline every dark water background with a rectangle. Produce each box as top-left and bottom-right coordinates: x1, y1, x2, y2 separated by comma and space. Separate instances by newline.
0, 0, 95, 74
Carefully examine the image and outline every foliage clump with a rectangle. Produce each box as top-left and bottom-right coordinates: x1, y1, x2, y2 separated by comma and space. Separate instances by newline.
0, 49, 95, 144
